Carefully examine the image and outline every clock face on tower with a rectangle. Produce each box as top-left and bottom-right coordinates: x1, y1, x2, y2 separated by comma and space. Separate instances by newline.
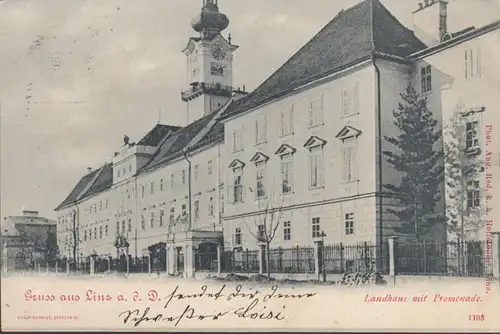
211, 45, 226, 61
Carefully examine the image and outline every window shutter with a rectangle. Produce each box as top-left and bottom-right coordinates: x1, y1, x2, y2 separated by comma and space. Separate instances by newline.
290, 105, 294, 134
351, 146, 357, 180
308, 101, 313, 126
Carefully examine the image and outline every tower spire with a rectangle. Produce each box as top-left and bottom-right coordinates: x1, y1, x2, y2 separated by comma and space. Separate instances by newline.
192, 0, 229, 40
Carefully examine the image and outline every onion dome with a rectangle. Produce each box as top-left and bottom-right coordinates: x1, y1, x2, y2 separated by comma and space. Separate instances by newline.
191, 0, 229, 39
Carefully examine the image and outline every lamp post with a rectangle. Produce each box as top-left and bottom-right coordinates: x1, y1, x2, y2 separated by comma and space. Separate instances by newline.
320, 230, 327, 283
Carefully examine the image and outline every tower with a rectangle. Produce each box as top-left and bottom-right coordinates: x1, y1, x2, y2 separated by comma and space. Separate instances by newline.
181, 0, 239, 125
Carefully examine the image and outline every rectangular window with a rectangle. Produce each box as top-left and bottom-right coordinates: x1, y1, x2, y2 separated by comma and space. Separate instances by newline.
280, 153, 293, 194
342, 82, 360, 117
232, 128, 242, 152
127, 219, 132, 233
181, 204, 187, 217
467, 180, 480, 209
121, 220, 126, 234
150, 182, 154, 195
210, 62, 226, 76
84, 230, 88, 242
149, 212, 154, 228
255, 161, 266, 199
232, 168, 243, 203
280, 106, 294, 136
283, 221, 291, 241
194, 200, 200, 220
159, 210, 164, 227
208, 197, 214, 217
99, 226, 103, 239
465, 121, 479, 150
94, 227, 97, 240
255, 116, 267, 144
220, 193, 225, 215
465, 48, 482, 79
342, 139, 358, 182
160, 178, 164, 192
129, 164, 132, 173
309, 147, 323, 188
420, 65, 432, 93
233, 227, 242, 245
345, 213, 354, 235
141, 215, 145, 230
194, 165, 199, 180
208, 160, 213, 175
181, 170, 186, 185
170, 173, 175, 188
309, 95, 323, 127
99, 201, 103, 211
116, 221, 120, 235
105, 224, 108, 237
141, 185, 145, 198
105, 200, 108, 209
312, 217, 321, 238
257, 224, 264, 241
169, 208, 175, 226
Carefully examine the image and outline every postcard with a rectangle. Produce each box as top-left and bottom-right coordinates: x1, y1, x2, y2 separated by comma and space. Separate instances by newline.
1, 0, 499, 331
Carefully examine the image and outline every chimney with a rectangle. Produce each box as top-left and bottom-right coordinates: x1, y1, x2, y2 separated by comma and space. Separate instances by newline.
412, 0, 448, 46
22, 210, 39, 217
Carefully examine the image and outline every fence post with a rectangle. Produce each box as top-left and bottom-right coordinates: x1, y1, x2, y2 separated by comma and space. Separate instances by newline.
217, 246, 222, 275
148, 254, 152, 275
491, 232, 500, 281
46, 262, 49, 275
245, 249, 250, 274
258, 245, 265, 275
340, 243, 344, 273
313, 241, 321, 279
388, 236, 398, 285
66, 261, 69, 274
126, 255, 130, 275
55, 261, 58, 274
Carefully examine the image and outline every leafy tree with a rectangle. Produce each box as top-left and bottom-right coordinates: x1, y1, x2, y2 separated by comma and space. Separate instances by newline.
383, 83, 445, 240
444, 104, 484, 239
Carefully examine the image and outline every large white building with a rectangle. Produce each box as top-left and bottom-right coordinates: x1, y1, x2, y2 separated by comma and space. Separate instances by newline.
55, 0, 499, 275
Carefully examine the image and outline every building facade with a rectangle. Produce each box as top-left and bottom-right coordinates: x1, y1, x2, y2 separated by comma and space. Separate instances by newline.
55, 0, 499, 275
1, 210, 57, 271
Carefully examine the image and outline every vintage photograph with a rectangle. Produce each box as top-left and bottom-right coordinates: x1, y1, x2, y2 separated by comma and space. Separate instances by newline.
1, 0, 499, 331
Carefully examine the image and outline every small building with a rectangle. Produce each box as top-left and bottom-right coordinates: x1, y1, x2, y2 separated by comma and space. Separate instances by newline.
1, 210, 57, 271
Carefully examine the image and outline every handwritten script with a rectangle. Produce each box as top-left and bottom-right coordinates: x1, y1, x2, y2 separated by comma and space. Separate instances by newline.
117, 284, 317, 327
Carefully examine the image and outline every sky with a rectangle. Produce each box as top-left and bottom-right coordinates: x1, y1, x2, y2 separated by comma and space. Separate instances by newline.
0, 0, 498, 220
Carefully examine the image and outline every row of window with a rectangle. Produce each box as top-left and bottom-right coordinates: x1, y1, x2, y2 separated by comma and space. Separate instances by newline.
140, 160, 214, 198
231, 214, 356, 246
232, 85, 360, 151
116, 164, 133, 179
83, 200, 109, 217
230, 138, 358, 203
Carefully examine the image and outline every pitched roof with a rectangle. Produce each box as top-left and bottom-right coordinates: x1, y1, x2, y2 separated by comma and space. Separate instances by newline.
140, 111, 220, 172
54, 168, 102, 210
137, 124, 182, 146
222, 0, 426, 119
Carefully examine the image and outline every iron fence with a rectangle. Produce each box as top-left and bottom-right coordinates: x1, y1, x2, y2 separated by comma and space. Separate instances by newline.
395, 239, 486, 277
323, 242, 390, 275
220, 249, 260, 273
267, 246, 315, 274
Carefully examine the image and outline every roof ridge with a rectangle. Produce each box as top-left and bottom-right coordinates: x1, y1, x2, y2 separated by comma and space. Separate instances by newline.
246, 4, 357, 107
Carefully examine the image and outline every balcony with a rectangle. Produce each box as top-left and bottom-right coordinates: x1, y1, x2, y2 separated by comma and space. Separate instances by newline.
181, 82, 233, 102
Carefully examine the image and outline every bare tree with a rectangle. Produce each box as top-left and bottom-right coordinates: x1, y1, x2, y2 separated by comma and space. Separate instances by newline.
244, 191, 284, 280
17, 227, 46, 265
63, 209, 82, 269
444, 105, 485, 240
